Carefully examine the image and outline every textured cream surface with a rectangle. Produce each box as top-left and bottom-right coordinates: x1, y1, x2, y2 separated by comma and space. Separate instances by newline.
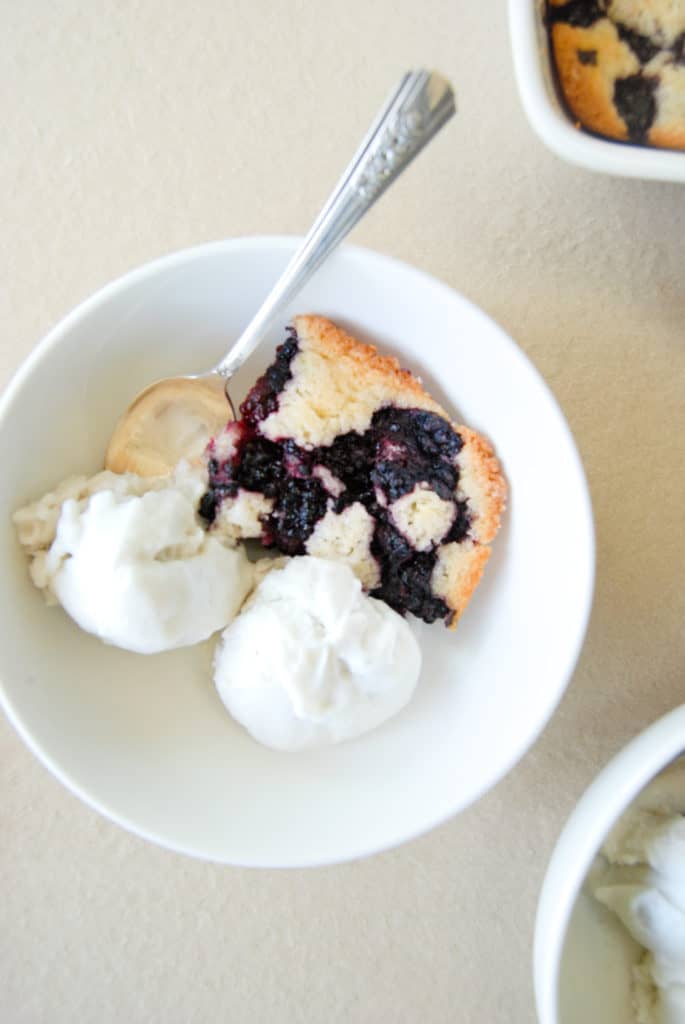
14, 470, 168, 555
1, 2, 684, 1023
214, 557, 420, 751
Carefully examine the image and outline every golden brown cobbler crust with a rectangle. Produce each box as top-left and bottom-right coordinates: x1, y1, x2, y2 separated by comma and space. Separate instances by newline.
285, 315, 507, 628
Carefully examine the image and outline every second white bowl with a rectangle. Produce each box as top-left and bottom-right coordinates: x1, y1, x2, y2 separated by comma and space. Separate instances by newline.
535, 703, 685, 1023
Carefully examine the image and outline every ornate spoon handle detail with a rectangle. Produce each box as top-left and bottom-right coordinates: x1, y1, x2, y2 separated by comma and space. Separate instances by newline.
354, 73, 455, 202
215, 70, 456, 380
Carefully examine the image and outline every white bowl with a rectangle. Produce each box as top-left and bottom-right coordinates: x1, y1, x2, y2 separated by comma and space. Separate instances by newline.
0, 237, 594, 866
534, 704, 685, 1023
508, 0, 685, 182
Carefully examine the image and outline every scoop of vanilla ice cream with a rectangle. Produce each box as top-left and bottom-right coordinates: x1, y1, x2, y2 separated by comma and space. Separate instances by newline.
14, 468, 171, 560
214, 556, 421, 751
19, 473, 253, 654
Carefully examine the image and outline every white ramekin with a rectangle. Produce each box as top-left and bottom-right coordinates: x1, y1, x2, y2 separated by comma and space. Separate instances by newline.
508, 0, 685, 182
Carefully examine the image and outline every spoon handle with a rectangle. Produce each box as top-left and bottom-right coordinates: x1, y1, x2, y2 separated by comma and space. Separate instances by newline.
214, 69, 455, 379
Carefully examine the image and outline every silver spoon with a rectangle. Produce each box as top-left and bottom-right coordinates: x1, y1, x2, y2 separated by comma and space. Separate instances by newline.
106, 69, 455, 477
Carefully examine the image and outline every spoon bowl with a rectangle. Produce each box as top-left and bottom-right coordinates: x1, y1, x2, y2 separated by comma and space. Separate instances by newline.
105, 374, 232, 476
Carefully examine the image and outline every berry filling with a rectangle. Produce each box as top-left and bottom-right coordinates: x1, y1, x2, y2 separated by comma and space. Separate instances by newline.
546, 0, 604, 30
675, 33, 685, 65
240, 328, 299, 429
615, 23, 660, 65
371, 525, 449, 623
200, 331, 472, 624
614, 74, 658, 142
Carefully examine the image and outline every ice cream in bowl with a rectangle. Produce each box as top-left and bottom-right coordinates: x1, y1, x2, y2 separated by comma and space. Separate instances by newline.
0, 237, 594, 866
535, 704, 685, 1024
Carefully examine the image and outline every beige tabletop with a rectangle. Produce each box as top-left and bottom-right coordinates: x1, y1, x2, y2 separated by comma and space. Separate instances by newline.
1, 2, 684, 1022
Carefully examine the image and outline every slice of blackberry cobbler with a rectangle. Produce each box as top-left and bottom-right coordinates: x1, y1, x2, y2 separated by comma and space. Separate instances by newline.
200, 316, 506, 627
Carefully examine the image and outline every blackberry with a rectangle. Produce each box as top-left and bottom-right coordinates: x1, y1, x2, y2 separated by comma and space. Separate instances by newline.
371, 523, 451, 624
263, 477, 329, 555
240, 332, 299, 428
236, 438, 286, 497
